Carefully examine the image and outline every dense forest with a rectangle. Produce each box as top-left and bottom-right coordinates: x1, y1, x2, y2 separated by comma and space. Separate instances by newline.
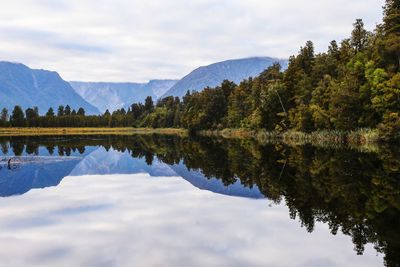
0, 0, 399, 140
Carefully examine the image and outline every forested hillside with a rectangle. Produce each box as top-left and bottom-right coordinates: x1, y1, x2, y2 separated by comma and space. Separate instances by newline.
130, 0, 399, 140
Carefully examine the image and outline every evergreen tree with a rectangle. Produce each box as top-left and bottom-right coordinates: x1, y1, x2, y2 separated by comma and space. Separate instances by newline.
130, 104, 143, 121
77, 108, 85, 116
65, 105, 72, 116
46, 107, 55, 117
10, 106, 25, 127
25, 107, 39, 127
144, 96, 154, 112
351, 19, 370, 52
0, 108, 9, 127
382, 0, 400, 71
57, 105, 64, 117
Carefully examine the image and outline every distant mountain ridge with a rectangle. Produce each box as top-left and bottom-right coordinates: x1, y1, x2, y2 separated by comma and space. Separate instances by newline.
0, 61, 100, 114
162, 57, 288, 98
0, 57, 287, 114
70, 79, 177, 113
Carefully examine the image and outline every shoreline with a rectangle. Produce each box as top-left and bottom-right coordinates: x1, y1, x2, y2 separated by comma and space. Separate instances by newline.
198, 128, 386, 151
0, 127, 390, 149
198, 128, 380, 144
0, 127, 188, 136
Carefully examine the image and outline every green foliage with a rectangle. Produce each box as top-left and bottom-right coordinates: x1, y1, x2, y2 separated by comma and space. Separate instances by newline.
25, 107, 39, 127
372, 73, 400, 114
64, 105, 72, 116
182, 86, 229, 131
381, 0, 400, 72
144, 96, 154, 112
328, 79, 361, 130
351, 19, 371, 52
378, 112, 400, 141
77, 108, 85, 116
10, 106, 25, 127
57, 105, 64, 117
46, 107, 55, 117
0, 108, 9, 127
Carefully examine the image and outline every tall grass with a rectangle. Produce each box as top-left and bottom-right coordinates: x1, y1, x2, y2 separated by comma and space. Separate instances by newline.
199, 128, 381, 151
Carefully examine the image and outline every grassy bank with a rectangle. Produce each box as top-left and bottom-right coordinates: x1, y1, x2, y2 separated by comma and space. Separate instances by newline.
0, 127, 384, 151
199, 128, 381, 150
0, 127, 187, 136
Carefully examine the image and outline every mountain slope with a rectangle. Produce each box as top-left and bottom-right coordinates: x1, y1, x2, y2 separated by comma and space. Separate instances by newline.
162, 57, 287, 98
70, 79, 177, 113
0, 61, 100, 114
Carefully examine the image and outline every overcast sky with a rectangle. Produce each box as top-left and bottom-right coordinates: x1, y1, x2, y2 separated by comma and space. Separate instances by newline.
0, 0, 385, 82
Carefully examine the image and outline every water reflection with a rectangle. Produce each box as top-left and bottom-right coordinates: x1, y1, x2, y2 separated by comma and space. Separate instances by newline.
0, 135, 398, 267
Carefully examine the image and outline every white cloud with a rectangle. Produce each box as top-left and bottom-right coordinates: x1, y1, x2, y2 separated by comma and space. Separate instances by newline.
0, 0, 384, 82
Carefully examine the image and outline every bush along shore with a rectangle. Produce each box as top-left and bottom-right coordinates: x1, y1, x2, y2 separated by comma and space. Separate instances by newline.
0, 127, 392, 152
198, 128, 385, 150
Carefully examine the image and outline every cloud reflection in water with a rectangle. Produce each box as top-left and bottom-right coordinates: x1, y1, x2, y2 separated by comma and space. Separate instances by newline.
0, 173, 382, 267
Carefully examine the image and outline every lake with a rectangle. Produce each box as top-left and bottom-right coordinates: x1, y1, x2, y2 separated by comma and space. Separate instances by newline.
0, 135, 398, 267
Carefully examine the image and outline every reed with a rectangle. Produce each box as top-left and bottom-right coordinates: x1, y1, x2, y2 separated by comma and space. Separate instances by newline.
198, 128, 382, 151
0, 127, 381, 151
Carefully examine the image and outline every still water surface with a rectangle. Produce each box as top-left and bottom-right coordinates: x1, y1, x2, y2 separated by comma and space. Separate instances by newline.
0, 135, 398, 267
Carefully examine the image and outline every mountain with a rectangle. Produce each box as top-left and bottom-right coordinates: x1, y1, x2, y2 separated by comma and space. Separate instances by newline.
162, 57, 288, 98
0, 61, 100, 114
69, 57, 286, 112
70, 79, 177, 113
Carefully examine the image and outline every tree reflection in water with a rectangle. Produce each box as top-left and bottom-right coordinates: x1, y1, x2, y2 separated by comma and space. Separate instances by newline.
0, 135, 399, 267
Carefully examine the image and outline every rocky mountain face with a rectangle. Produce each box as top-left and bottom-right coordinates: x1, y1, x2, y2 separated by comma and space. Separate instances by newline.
0, 61, 100, 114
70, 80, 178, 113
162, 57, 288, 98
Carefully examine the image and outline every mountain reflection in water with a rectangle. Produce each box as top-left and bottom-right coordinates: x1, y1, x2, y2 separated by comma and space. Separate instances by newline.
0, 135, 398, 267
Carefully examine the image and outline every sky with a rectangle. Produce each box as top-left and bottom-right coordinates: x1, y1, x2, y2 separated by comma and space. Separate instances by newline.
0, 0, 385, 82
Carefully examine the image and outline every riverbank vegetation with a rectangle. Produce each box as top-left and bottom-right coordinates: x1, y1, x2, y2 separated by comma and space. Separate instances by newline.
199, 128, 380, 147
0, 127, 186, 137
0, 1, 398, 142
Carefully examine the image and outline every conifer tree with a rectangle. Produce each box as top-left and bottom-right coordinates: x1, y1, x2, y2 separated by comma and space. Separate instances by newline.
10, 106, 25, 127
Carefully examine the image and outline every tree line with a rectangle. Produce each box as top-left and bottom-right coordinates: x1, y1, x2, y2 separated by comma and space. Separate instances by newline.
0, 0, 398, 139
0, 96, 158, 128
